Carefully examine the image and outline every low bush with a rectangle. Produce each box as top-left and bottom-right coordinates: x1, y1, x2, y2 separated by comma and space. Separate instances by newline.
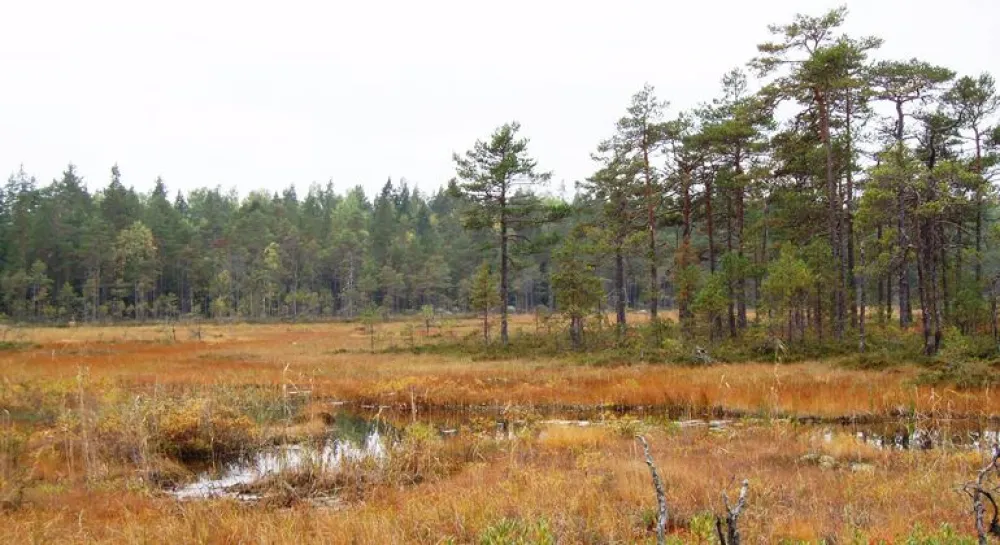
916, 360, 1000, 390
477, 517, 555, 545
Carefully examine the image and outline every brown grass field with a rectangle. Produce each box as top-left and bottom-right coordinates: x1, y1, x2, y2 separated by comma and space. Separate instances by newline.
0, 315, 996, 543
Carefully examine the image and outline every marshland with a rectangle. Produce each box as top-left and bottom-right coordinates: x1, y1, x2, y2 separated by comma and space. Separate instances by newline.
3, 2, 1000, 543
1, 316, 999, 543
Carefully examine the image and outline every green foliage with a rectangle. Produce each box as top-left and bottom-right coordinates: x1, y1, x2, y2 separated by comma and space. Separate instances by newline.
900, 524, 975, 545
952, 281, 989, 331
692, 272, 728, 328
454, 122, 551, 346
478, 517, 555, 545
420, 304, 436, 335
0, 4, 993, 379
468, 263, 499, 311
469, 262, 500, 343
360, 303, 380, 353
552, 228, 603, 347
687, 512, 717, 542
918, 359, 1000, 390
760, 248, 814, 339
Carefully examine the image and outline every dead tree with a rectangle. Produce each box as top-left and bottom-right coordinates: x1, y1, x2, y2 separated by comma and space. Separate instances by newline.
694, 346, 715, 364
637, 435, 667, 545
963, 444, 1000, 544
716, 479, 750, 545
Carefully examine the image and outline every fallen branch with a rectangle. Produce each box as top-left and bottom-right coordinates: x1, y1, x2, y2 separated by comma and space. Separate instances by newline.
963, 444, 1000, 544
716, 479, 750, 545
637, 435, 667, 545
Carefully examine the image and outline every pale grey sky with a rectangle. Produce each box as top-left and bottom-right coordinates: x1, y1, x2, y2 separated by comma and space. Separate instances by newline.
1, 0, 997, 198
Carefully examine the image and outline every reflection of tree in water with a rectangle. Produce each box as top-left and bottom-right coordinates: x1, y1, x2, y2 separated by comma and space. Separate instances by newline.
331, 411, 398, 446
851, 422, 997, 451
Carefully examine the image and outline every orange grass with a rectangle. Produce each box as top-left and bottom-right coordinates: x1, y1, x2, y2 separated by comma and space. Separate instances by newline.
1, 318, 994, 542
1, 318, 996, 419
0, 424, 986, 543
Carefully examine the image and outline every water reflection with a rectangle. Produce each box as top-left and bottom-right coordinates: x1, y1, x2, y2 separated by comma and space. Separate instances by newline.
169, 405, 1000, 501
172, 413, 388, 500
831, 423, 999, 451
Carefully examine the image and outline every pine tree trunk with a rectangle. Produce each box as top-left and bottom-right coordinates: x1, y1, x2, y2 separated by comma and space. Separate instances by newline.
858, 241, 866, 352
817, 89, 844, 340
875, 225, 884, 323
677, 172, 691, 327
93, 266, 101, 322
992, 282, 999, 345
725, 179, 736, 338
938, 223, 949, 320
615, 244, 627, 333
975, 130, 984, 284
648, 222, 657, 320
644, 147, 658, 321
898, 188, 912, 328
571, 315, 583, 349
956, 226, 964, 319
916, 218, 934, 356
500, 205, 509, 347
347, 260, 355, 317
483, 307, 489, 344
975, 190, 984, 284
735, 157, 747, 330
759, 198, 769, 323
894, 103, 912, 329
707, 175, 715, 274
679, 169, 693, 332
884, 275, 892, 323
845, 91, 857, 329
798, 303, 806, 342
815, 286, 823, 341
932, 234, 943, 353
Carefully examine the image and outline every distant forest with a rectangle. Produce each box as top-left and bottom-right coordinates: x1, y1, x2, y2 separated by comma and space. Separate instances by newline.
3, 7, 998, 355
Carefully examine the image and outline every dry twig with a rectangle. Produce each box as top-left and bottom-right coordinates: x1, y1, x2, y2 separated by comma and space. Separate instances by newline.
716, 478, 749, 545
963, 444, 1000, 545
636, 435, 667, 545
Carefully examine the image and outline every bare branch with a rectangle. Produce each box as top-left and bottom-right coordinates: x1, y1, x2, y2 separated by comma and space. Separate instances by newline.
718, 479, 750, 545
963, 444, 1000, 544
636, 435, 667, 545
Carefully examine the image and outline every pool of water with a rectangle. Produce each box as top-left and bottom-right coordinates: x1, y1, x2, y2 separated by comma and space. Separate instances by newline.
171, 413, 388, 500
167, 405, 999, 501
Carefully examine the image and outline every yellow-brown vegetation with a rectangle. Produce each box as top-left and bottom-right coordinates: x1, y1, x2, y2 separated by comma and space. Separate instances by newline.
0, 316, 995, 543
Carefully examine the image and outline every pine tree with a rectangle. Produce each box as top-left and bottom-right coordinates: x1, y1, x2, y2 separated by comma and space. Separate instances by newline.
697, 69, 773, 334
754, 6, 882, 340
114, 221, 158, 320
453, 122, 550, 347
581, 141, 640, 337
606, 85, 668, 321
552, 227, 603, 349
869, 59, 955, 327
945, 74, 999, 282
469, 261, 499, 344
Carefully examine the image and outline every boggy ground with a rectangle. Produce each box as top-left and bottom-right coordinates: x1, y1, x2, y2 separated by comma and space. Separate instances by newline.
0, 316, 997, 543
2, 317, 996, 419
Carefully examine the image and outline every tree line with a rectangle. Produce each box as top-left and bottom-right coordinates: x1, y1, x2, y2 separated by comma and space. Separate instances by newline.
3, 7, 999, 355
454, 6, 1000, 354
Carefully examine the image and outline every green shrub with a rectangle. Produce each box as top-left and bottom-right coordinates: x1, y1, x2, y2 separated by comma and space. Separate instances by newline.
917, 360, 1000, 390
478, 518, 555, 545
901, 524, 975, 545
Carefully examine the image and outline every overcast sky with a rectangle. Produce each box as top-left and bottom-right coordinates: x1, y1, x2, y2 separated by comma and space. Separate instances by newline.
1, 0, 998, 199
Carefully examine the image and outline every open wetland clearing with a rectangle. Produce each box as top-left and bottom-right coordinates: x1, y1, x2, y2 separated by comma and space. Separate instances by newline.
0, 318, 998, 543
